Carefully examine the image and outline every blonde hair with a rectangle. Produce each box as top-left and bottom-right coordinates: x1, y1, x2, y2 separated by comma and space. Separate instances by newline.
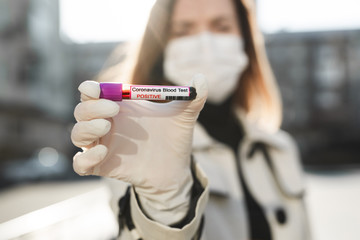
97, 0, 282, 132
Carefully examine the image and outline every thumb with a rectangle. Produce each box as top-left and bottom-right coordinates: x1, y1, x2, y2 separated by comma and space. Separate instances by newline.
185, 73, 208, 114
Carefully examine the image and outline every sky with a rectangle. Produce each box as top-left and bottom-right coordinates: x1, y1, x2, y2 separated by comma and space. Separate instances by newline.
257, 0, 360, 33
60, 0, 360, 43
59, 0, 156, 43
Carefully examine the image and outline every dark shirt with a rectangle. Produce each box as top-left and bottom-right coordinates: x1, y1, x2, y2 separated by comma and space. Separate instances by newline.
198, 97, 272, 240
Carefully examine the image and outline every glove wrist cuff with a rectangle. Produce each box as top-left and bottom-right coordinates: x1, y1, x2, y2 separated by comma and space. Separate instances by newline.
134, 169, 193, 225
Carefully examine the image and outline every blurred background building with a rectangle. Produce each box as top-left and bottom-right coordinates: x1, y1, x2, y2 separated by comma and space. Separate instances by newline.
0, 0, 118, 187
0, 0, 359, 239
1, 0, 359, 174
268, 30, 360, 166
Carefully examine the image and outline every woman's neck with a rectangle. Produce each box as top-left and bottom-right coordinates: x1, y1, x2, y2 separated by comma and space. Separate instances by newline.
198, 96, 244, 151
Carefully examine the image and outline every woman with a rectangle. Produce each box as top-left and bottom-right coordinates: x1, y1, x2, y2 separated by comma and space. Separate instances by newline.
71, 0, 311, 239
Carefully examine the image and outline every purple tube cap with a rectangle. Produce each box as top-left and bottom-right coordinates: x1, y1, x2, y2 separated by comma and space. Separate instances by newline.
99, 83, 123, 101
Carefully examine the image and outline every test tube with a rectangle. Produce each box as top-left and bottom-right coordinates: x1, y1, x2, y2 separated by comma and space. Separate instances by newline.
99, 83, 197, 101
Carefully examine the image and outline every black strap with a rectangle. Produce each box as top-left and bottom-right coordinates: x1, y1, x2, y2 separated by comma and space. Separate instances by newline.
170, 158, 205, 229
192, 215, 205, 240
246, 142, 291, 230
118, 186, 143, 239
238, 142, 272, 240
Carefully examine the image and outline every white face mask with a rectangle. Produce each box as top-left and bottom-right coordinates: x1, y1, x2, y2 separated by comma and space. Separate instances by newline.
164, 32, 249, 104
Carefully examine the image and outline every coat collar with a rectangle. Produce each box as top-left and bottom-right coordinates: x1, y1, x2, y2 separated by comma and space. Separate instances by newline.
233, 108, 290, 150
193, 108, 305, 200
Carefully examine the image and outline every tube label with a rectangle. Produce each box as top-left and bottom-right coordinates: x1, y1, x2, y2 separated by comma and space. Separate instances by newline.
129, 86, 191, 100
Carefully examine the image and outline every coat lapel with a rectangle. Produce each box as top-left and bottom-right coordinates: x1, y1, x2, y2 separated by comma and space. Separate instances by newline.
235, 109, 305, 199
192, 123, 242, 199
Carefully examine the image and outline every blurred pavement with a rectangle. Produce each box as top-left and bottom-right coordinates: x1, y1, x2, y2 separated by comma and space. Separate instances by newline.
0, 170, 359, 240
305, 169, 360, 240
0, 180, 118, 240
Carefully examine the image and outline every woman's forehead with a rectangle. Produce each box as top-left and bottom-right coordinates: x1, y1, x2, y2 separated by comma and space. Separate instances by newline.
172, 0, 237, 22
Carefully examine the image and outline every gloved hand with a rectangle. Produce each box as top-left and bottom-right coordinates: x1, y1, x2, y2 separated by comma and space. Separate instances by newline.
71, 74, 207, 225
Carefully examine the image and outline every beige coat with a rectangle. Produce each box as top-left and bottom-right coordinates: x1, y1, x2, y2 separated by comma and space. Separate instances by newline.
108, 111, 311, 240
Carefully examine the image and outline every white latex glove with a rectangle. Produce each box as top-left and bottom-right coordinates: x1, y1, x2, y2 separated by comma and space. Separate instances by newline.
71, 74, 207, 225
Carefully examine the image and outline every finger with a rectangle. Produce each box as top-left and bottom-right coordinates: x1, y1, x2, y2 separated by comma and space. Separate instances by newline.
78, 80, 100, 101
73, 145, 108, 176
172, 73, 208, 116
163, 73, 208, 119
71, 119, 111, 148
159, 73, 208, 114
187, 73, 208, 109
74, 99, 120, 121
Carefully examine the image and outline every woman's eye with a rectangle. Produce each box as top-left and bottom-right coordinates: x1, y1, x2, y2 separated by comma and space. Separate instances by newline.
171, 30, 189, 38
216, 24, 232, 33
